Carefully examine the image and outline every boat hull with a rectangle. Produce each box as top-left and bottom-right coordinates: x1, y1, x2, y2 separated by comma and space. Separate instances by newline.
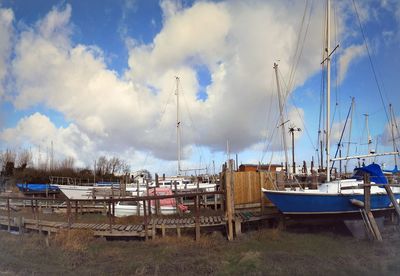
263, 190, 400, 215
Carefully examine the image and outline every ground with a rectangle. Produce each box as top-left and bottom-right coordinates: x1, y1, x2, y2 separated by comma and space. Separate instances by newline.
0, 225, 399, 275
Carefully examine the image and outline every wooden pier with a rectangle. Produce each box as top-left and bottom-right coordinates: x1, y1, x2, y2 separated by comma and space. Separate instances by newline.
0, 166, 283, 240
0, 211, 277, 239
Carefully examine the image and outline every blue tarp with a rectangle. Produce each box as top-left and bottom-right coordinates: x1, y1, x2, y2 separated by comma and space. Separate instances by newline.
17, 183, 60, 192
354, 163, 388, 185
383, 165, 399, 174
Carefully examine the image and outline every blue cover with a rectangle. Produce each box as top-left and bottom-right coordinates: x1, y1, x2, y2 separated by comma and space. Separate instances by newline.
354, 163, 388, 185
383, 165, 399, 174
17, 183, 59, 192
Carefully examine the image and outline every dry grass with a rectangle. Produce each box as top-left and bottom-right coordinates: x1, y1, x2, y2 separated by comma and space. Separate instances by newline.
0, 224, 400, 275
53, 229, 94, 253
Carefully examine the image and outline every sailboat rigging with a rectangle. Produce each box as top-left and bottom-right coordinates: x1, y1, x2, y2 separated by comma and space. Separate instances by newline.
262, 0, 400, 216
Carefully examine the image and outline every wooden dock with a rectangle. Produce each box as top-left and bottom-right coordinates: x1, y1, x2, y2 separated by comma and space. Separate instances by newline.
0, 210, 278, 239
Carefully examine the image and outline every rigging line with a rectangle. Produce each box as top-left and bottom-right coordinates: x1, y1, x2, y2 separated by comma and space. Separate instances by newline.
352, 0, 390, 124
330, 100, 353, 173
181, 88, 205, 161
260, 71, 280, 162
141, 84, 175, 169
287, 1, 313, 94
333, 1, 341, 125
278, 69, 317, 151
287, 0, 310, 90
260, 114, 281, 163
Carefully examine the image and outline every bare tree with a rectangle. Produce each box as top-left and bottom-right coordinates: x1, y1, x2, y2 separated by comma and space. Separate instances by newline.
121, 160, 131, 175
97, 156, 108, 176
1, 149, 16, 175
16, 149, 32, 169
109, 157, 122, 175
59, 156, 75, 170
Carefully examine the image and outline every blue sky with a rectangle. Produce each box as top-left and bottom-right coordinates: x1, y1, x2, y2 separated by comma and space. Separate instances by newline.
0, 0, 399, 175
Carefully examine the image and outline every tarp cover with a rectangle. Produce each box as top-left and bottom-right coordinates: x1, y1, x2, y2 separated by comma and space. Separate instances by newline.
17, 183, 59, 192
383, 165, 399, 174
354, 163, 388, 185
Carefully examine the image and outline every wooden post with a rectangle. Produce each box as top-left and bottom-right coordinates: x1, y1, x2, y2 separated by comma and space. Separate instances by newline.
31, 199, 35, 219
364, 174, 371, 213
137, 181, 140, 216
384, 185, 400, 220
75, 201, 78, 220
18, 216, 23, 235
108, 200, 112, 233
225, 170, 234, 241
67, 199, 71, 228
161, 223, 166, 238
195, 195, 200, 241
152, 220, 156, 240
155, 186, 160, 216
146, 180, 151, 217
260, 172, 265, 214
143, 200, 148, 241
35, 199, 40, 234
176, 222, 181, 238
234, 218, 242, 237
174, 181, 180, 215
7, 198, 10, 232
112, 198, 115, 223
363, 174, 382, 241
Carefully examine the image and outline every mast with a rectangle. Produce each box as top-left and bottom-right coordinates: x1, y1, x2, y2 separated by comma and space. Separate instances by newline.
175, 76, 181, 175
389, 104, 398, 167
326, 0, 331, 182
344, 97, 355, 173
273, 63, 289, 174
363, 113, 372, 154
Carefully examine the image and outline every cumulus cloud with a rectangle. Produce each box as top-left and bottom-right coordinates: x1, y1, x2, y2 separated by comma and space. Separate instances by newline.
338, 44, 366, 84
0, 1, 373, 170
0, 112, 93, 167
0, 8, 14, 98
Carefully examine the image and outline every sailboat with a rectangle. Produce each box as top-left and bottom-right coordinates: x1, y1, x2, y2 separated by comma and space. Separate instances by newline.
159, 77, 217, 193
262, 0, 400, 216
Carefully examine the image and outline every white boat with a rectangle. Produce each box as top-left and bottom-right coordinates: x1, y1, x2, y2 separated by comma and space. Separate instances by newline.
113, 187, 189, 217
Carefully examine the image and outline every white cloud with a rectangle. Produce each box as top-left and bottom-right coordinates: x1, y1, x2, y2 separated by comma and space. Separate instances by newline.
338, 44, 366, 84
0, 1, 373, 172
0, 112, 93, 167
0, 8, 14, 98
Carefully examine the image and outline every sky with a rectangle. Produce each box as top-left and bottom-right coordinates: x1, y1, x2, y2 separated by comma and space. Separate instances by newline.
0, 0, 399, 175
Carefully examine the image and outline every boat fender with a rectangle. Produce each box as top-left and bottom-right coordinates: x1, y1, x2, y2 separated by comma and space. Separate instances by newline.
350, 198, 364, 207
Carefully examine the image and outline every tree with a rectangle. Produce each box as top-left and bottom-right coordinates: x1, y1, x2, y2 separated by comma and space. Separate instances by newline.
59, 156, 75, 170
16, 149, 32, 169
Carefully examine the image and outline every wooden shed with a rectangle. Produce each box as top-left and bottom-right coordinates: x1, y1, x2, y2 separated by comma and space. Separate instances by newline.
238, 164, 283, 172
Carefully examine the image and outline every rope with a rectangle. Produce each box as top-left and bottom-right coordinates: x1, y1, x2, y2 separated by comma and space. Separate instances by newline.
352, 0, 390, 124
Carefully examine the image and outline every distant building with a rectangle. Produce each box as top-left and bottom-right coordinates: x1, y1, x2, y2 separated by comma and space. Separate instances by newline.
238, 164, 283, 172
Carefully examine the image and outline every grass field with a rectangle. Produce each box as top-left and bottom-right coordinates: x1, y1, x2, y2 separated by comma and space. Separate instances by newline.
0, 224, 399, 275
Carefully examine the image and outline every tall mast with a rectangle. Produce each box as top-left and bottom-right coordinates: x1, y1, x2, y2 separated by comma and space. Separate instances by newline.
326, 0, 331, 182
175, 76, 181, 175
363, 113, 372, 154
345, 97, 355, 173
273, 63, 289, 174
389, 104, 398, 167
